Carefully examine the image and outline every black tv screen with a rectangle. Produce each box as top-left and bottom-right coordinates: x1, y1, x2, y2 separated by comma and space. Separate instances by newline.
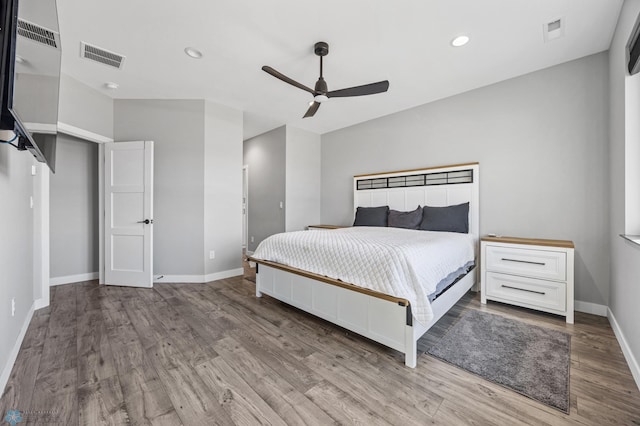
0, 0, 60, 172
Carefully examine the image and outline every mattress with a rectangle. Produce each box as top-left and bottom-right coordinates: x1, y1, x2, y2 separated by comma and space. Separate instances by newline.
251, 227, 475, 325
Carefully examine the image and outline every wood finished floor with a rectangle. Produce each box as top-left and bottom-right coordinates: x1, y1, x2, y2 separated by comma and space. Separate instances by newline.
2, 271, 640, 425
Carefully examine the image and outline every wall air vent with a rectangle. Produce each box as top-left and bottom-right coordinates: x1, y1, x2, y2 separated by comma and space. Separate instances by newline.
80, 42, 126, 69
17, 19, 59, 49
543, 17, 565, 43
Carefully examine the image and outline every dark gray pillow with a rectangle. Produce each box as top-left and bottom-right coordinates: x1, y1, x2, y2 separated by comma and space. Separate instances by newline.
353, 206, 389, 227
388, 206, 423, 229
420, 202, 469, 233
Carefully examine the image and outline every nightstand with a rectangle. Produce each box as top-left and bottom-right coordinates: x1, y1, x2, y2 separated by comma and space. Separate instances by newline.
480, 236, 574, 323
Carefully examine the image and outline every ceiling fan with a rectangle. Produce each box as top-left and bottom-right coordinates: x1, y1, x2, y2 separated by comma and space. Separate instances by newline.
262, 41, 389, 118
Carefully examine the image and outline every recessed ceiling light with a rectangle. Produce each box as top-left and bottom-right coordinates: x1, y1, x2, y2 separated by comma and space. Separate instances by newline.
184, 47, 203, 59
105, 82, 119, 90
451, 35, 470, 47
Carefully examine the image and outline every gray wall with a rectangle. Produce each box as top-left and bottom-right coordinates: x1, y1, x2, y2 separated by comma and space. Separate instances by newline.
243, 126, 286, 252
59, 74, 114, 138
48, 75, 112, 282
114, 99, 205, 276
285, 126, 321, 232
14, 74, 59, 125
321, 52, 610, 307
114, 99, 243, 278
204, 101, 243, 275
49, 135, 99, 278
0, 147, 36, 389
609, 0, 640, 382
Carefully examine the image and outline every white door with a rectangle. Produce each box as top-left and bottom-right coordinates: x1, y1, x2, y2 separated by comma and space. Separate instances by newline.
104, 141, 153, 287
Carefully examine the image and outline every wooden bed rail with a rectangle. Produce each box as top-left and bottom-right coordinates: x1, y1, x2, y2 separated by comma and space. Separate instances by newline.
247, 257, 410, 307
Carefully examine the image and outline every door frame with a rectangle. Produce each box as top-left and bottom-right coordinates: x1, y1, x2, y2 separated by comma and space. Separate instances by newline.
99, 143, 105, 284
242, 164, 249, 250
98, 141, 153, 285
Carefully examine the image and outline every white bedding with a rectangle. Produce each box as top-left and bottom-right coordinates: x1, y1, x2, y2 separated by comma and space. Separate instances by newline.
251, 227, 475, 325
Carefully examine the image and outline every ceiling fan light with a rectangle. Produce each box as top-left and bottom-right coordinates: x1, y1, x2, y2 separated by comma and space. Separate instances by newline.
314, 94, 328, 103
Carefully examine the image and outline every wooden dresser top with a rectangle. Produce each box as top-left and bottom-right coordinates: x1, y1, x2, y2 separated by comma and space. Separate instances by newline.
481, 235, 574, 249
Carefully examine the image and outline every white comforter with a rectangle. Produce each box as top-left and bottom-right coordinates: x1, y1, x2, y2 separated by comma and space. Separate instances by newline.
251, 227, 475, 325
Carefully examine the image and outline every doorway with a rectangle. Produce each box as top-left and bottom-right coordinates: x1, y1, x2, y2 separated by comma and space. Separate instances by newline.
242, 165, 248, 251
101, 141, 154, 288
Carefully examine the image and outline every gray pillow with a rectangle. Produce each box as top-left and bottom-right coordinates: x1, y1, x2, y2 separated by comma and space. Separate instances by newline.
353, 206, 389, 227
388, 206, 423, 229
420, 202, 469, 233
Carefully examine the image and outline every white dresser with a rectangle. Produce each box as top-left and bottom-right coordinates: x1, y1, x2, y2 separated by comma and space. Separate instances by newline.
481, 236, 574, 323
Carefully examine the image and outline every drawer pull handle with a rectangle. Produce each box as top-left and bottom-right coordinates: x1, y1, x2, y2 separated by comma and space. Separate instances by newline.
501, 284, 546, 295
501, 258, 546, 266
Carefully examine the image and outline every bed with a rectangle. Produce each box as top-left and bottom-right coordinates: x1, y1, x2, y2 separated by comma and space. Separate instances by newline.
249, 163, 480, 367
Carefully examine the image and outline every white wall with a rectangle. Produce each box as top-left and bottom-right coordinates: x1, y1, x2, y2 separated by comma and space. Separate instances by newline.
204, 100, 243, 276
0, 147, 37, 395
608, 0, 640, 387
49, 135, 99, 281
321, 52, 610, 308
285, 126, 321, 231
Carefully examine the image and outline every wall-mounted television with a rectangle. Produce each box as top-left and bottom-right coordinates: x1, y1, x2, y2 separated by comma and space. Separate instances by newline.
0, 0, 61, 172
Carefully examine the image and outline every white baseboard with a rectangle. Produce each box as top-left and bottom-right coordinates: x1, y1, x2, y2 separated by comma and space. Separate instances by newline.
608, 308, 640, 391
205, 268, 244, 282
154, 268, 243, 284
50, 272, 99, 286
0, 302, 35, 398
34, 297, 49, 310
575, 300, 608, 317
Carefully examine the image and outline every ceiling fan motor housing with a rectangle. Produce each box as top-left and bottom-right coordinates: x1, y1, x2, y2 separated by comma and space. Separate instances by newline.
314, 77, 327, 94
314, 41, 329, 56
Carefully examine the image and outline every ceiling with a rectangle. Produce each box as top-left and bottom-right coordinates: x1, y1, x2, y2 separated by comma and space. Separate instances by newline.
56, 0, 623, 140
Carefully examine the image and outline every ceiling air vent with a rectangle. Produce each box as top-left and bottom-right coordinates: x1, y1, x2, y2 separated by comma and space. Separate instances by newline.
80, 42, 125, 69
543, 17, 565, 43
17, 19, 59, 49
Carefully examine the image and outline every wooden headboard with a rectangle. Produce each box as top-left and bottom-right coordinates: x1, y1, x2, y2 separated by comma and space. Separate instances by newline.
353, 162, 480, 244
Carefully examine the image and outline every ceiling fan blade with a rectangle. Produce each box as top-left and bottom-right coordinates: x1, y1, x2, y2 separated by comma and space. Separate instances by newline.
262, 66, 315, 95
303, 101, 321, 118
327, 80, 389, 98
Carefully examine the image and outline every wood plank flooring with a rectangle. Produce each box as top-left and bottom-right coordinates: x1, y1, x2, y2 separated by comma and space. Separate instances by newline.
2, 269, 640, 425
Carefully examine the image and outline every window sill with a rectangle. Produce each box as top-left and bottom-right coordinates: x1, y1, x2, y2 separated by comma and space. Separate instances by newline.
620, 234, 640, 247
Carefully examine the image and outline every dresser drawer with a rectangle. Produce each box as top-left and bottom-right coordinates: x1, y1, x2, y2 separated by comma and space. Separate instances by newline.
485, 272, 566, 312
485, 245, 566, 281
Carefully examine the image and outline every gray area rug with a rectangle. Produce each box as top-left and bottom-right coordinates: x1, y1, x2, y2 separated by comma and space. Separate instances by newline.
427, 310, 570, 413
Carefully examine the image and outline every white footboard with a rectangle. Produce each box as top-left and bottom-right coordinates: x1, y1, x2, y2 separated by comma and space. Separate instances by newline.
256, 263, 476, 367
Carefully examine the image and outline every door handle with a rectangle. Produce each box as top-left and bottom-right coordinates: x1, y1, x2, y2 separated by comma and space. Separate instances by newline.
501, 258, 545, 266
137, 219, 153, 224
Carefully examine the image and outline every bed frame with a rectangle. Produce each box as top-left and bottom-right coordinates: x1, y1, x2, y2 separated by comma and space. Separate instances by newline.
252, 163, 480, 367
